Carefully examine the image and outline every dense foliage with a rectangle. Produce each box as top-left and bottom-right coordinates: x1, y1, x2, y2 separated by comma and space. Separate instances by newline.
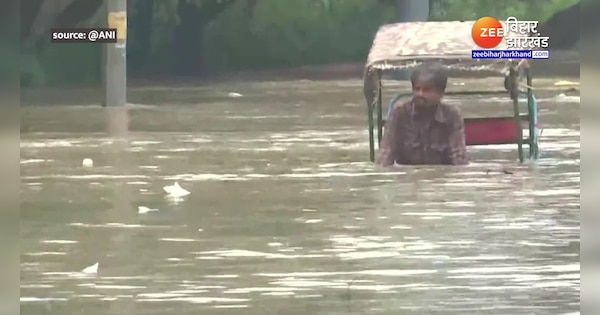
22, 0, 578, 87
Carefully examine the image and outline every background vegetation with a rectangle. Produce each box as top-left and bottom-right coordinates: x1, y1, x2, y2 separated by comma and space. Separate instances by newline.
21, 0, 579, 87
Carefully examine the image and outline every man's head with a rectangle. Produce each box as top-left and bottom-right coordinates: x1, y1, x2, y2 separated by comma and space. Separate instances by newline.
410, 63, 447, 107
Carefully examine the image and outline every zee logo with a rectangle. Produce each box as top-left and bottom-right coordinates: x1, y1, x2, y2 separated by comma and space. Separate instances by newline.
471, 16, 504, 49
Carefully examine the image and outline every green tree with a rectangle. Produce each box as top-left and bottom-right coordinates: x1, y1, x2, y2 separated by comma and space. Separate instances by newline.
21, 0, 579, 88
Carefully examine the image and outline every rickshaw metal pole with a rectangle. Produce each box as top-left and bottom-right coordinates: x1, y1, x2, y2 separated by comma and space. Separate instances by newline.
368, 100, 375, 162
509, 66, 524, 162
525, 67, 538, 159
376, 71, 383, 147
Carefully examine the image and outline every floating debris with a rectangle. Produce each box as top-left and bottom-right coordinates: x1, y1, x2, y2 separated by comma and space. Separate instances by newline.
137, 206, 158, 214
81, 262, 98, 274
163, 182, 190, 198
554, 80, 579, 86
82, 158, 93, 167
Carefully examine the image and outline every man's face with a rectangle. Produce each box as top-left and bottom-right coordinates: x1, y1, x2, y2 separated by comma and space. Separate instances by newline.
411, 75, 444, 107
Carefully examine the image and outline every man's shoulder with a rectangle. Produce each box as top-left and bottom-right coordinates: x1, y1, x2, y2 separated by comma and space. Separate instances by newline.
439, 102, 464, 121
391, 101, 412, 115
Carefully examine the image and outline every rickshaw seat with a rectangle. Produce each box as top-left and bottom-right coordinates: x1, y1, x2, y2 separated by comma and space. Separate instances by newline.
463, 117, 521, 145
381, 116, 523, 146
384, 95, 535, 147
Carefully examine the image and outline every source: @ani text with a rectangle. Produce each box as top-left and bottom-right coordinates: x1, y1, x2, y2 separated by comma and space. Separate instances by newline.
50, 28, 117, 43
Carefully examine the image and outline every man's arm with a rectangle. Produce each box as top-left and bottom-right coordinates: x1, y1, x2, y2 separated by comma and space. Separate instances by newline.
376, 106, 402, 166
447, 109, 468, 165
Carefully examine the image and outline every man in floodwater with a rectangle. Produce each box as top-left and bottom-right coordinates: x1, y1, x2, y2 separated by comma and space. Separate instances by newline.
377, 64, 468, 166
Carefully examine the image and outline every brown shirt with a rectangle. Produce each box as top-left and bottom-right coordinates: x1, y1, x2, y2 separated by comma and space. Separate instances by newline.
377, 101, 468, 166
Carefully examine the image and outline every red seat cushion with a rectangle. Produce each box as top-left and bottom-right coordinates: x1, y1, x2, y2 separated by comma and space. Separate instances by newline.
464, 117, 519, 145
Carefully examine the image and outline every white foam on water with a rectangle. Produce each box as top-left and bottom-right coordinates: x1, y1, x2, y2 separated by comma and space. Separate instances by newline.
270, 279, 341, 287
136, 296, 249, 304
21, 159, 51, 164
139, 165, 159, 169
21, 297, 68, 302
453, 255, 514, 261
224, 287, 308, 294
261, 291, 295, 296
40, 240, 77, 244
78, 284, 145, 290
390, 225, 412, 230
127, 181, 149, 185
213, 304, 249, 308
24, 251, 66, 256
195, 256, 224, 260
23, 175, 149, 180
336, 251, 399, 259
192, 249, 326, 259
205, 274, 239, 279
69, 222, 174, 229
401, 212, 476, 217
448, 263, 579, 274
170, 290, 209, 295
303, 219, 323, 224
21, 140, 76, 148
131, 140, 162, 145
531, 188, 579, 196
345, 284, 425, 291
159, 238, 197, 242
355, 269, 437, 276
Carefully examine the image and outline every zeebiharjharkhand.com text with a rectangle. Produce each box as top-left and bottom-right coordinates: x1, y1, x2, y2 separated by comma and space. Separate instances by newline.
471, 49, 549, 59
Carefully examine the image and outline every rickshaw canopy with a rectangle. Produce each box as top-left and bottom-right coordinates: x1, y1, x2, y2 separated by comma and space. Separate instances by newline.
363, 20, 530, 107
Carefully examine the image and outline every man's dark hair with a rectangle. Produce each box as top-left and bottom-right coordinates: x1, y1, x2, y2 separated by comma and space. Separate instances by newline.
410, 63, 448, 92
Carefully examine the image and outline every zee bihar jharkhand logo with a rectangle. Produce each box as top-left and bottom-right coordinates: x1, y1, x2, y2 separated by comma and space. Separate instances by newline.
471, 16, 504, 48
471, 16, 549, 49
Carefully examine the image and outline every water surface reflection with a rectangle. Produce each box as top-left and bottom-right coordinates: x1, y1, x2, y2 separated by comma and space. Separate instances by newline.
21, 78, 579, 314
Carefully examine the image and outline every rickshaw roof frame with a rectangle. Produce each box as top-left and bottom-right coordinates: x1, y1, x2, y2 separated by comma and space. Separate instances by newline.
363, 20, 532, 106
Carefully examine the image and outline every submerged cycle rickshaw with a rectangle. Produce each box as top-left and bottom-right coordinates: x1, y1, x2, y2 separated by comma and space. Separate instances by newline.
363, 21, 541, 163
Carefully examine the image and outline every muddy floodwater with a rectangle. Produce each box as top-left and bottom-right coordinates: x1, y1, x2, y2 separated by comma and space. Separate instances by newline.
20, 78, 580, 314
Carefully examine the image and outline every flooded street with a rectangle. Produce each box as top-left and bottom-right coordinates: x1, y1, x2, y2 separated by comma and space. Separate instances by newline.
20, 78, 579, 314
